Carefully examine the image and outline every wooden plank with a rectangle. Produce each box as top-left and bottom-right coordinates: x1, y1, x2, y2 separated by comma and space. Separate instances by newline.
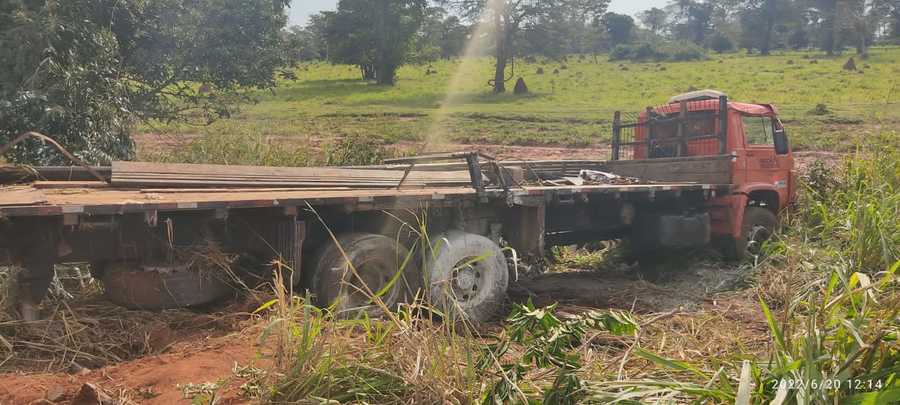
141, 187, 353, 193
603, 155, 732, 184
114, 178, 431, 188
33, 181, 110, 189
115, 173, 466, 184
112, 161, 470, 181
0, 186, 48, 206
115, 177, 463, 187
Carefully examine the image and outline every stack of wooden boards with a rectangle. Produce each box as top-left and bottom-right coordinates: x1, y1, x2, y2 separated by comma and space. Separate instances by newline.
110, 161, 473, 189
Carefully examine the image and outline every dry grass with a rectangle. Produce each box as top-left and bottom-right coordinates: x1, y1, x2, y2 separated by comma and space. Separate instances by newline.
0, 293, 203, 372
0, 242, 260, 374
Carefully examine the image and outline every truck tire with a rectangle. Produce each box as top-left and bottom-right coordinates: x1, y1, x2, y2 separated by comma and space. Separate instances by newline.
103, 263, 232, 310
428, 230, 508, 323
723, 206, 778, 261
308, 233, 418, 317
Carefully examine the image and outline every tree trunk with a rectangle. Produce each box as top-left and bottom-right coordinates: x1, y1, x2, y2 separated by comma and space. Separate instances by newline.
360, 64, 376, 81
761, 23, 772, 55
856, 20, 868, 58
761, 0, 776, 55
493, 10, 506, 93
377, 64, 397, 85
493, 56, 507, 93
822, 1, 837, 56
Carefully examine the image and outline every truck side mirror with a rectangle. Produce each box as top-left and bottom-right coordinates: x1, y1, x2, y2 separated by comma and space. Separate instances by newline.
773, 129, 789, 155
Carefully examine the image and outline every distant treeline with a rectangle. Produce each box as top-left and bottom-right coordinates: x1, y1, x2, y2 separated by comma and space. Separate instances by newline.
284, 0, 900, 81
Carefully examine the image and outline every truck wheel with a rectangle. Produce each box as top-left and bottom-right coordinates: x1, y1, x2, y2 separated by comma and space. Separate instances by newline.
103, 262, 233, 310
428, 231, 508, 323
309, 233, 418, 317
723, 207, 777, 261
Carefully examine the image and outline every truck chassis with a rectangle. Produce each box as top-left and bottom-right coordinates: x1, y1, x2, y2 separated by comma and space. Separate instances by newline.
0, 94, 794, 322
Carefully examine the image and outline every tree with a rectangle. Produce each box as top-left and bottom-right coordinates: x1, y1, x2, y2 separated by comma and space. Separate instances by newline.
738, 0, 781, 55
414, 7, 469, 61
601, 12, 635, 47
439, 16, 471, 58
839, 0, 892, 57
283, 25, 326, 63
443, 0, 609, 93
668, 0, 716, 45
324, 0, 427, 85
816, 0, 840, 55
519, 0, 608, 58
891, 1, 900, 40
787, 27, 811, 49
282, 13, 332, 64
639, 7, 669, 35
0, 0, 290, 165
760, 0, 779, 54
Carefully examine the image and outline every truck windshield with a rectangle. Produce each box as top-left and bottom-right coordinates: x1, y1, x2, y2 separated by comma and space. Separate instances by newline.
742, 115, 774, 146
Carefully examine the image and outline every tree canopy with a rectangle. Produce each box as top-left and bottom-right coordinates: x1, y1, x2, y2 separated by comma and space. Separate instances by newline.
0, 0, 289, 165
442, 0, 610, 92
322, 0, 428, 85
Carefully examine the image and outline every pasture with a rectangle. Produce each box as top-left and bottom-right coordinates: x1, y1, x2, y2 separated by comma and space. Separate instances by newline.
146, 47, 900, 156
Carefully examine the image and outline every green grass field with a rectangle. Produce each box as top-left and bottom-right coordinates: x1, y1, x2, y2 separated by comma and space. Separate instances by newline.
146, 47, 900, 156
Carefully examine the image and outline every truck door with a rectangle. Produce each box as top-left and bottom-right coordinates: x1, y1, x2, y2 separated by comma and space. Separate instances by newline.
741, 114, 793, 209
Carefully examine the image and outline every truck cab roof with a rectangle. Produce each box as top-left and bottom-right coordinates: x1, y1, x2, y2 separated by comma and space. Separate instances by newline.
658, 91, 777, 117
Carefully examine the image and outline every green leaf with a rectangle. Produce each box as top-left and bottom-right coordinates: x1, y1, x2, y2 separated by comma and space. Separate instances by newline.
634, 348, 709, 379
253, 299, 278, 314
759, 296, 786, 351
842, 388, 900, 405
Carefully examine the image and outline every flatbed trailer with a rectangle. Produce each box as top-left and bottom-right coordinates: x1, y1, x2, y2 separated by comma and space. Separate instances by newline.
0, 92, 795, 322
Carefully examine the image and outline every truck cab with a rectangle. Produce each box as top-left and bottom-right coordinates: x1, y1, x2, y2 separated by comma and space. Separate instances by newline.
611, 90, 796, 259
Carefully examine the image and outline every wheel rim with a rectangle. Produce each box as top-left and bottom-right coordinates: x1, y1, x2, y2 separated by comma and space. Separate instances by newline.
746, 224, 771, 256
344, 258, 400, 309
450, 257, 487, 302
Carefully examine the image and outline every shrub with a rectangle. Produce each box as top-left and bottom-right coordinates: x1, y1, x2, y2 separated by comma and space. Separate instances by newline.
632, 43, 663, 61
788, 28, 810, 50
708, 32, 735, 53
666, 41, 707, 61
608, 41, 706, 62
609, 44, 634, 61
148, 133, 311, 167
322, 134, 393, 166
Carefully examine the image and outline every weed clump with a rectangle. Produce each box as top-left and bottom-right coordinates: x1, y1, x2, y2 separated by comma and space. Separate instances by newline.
322, 134, 393, 166
798, 147, 899, 273
147, 133, 312, 167
808, 103, 831, 115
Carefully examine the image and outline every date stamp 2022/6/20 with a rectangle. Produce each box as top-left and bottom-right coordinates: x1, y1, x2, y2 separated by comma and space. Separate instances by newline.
776, 379, 885, 391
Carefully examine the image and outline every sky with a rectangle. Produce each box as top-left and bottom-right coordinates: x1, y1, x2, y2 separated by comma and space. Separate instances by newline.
287, 0, 667, 27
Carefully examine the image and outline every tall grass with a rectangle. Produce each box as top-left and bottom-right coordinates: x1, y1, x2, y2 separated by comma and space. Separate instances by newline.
142, 132, 397, 167
800, 145, 899, 273
248, 144, 898, 404
577, 144, 900, 403
257, 273, 485, 403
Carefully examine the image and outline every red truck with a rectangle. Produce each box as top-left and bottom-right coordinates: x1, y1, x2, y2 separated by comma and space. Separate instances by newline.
0, 91, 795, 321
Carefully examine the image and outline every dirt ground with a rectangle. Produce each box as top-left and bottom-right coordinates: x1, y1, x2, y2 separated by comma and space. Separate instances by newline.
0, 260, 768, 405
0, 332, 259, 405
